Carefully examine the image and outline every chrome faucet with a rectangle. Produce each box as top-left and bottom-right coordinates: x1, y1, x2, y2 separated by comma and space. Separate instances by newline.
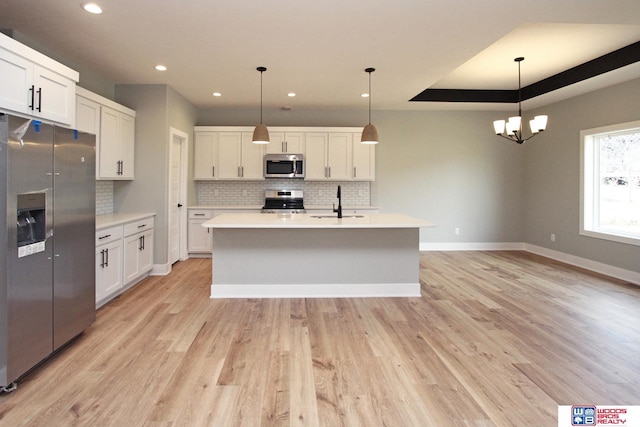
333, 185, 343, 218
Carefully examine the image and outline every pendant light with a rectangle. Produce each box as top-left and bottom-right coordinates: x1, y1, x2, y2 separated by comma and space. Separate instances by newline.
252, 66, 270, 144
493, 57, 548, 144
361, 67, 379, 144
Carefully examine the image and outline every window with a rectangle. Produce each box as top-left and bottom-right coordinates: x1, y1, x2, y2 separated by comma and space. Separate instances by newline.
581, 120, 640, 246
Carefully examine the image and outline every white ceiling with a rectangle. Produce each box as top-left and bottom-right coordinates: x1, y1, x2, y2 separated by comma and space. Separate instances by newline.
1, 0, 640, 112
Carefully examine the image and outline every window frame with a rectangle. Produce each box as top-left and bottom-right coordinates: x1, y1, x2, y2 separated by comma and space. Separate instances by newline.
580, 120, 640, 247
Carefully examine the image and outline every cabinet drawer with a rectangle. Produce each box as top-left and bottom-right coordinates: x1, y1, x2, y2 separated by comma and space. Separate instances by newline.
123, 217, 155, 236
96, 225, 123, 246
189, 209, 213, 219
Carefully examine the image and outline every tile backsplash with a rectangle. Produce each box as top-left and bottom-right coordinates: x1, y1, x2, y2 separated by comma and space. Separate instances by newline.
197, 180, 371, 206
96, 179, 372, 216
96, 180, 114, 215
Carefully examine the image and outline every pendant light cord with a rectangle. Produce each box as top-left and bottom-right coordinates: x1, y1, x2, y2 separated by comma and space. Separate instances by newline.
517, 59, 522, 118
365, 67, 375, 125
257, 66, 266, 125
368, 71, 372, 124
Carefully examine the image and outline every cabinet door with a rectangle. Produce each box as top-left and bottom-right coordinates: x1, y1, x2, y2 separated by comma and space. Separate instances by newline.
266, 132, 305, 154
240, 132, 265, 179
194, 132, 217, 179
304, 133, 328, 180
96, 241, 123, 304
0, 47, 32, 115
352, 133, 375, 180
99, 106, 121, 179
327, 133, 352, 180
217, 132, 242, 179
76, 95, 100, 134
138, 230, 154, 274
266, 132, 285, 154
283, 132, 305, 154
118, 113, 135, 179
33, 64, 76, 126
123, 233, 143, 284
188, 219, 212, 252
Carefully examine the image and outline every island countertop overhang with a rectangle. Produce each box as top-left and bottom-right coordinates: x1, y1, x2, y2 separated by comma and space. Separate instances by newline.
202, 213, 434, 229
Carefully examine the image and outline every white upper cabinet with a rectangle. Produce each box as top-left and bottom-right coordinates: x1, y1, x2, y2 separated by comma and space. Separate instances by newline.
194, 126, 374, 181
305, 132, 355, 181
267, 132, 305, 154
76, 87, 136, 180
351, 132, 376, 180
193, 131, 218, 179
194, 128, 265, 180
0, 32, 78, 127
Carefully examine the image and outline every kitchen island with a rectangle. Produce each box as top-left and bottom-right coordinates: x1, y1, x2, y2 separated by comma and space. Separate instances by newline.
202, 213, 434, 298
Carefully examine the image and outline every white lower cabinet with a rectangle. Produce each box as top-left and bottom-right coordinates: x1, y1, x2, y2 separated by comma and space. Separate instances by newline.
188, 209, 213, 254
95, 215, 154, 308
95, 226, 124, 305
123, 218, 154, 284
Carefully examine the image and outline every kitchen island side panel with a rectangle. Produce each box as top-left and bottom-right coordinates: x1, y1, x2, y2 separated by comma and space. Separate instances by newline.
210, 227, 421, 298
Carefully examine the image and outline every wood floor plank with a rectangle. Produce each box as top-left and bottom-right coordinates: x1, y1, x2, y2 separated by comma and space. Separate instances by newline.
1, 253, 639, 426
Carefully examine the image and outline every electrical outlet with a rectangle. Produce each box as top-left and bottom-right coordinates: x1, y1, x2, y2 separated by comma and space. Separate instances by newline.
455, 227, 460, 235
318, 190, 323, 196
550, 233, 556, 242
242, 189, 247, 197
214, 189, 219, 196
357, 189, 364, 197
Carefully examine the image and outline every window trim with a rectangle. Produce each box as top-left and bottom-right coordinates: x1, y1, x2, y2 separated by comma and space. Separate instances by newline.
580, 120, 640, 247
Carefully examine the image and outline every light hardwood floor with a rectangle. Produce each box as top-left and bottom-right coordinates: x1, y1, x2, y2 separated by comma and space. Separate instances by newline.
1, 251, 639, 426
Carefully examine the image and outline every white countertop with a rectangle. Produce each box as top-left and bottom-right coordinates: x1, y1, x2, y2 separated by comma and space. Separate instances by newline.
202, 213, 433, 229
189, 205, 379, 210
96, 212, 155, 230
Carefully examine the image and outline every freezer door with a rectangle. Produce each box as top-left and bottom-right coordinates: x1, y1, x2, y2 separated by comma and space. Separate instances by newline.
2, 116, 54, 385
52, 127, 96, 350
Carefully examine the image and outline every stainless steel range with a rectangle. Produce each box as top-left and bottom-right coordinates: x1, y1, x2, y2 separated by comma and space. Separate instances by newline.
261, 190, 305, 214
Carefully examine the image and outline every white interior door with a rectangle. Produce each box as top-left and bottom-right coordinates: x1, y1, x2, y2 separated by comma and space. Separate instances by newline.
169, 128, 188, 264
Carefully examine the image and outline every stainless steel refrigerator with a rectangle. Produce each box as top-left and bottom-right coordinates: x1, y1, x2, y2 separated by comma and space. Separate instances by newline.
1, 113, 96, 391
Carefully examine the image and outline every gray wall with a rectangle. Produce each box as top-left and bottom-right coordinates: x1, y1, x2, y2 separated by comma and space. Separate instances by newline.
198, 108, 525, 244
524, 78, 640, 273
113, 84, 198, 266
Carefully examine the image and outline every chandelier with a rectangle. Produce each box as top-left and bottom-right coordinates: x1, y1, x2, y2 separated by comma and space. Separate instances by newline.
493, 57, 548, 144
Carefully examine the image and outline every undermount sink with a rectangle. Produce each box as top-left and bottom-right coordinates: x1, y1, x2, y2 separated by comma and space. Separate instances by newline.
310, 215, 365, 219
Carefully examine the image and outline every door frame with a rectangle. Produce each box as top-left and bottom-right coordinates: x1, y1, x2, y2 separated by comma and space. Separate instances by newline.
169, 127, 189, 264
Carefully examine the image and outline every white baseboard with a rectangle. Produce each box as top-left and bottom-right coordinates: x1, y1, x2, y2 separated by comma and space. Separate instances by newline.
524, 244, 640, 285
151, 263, 171, 276
210, 283, 421, 298
419, 241, 639, 286
420, 242, 525, 251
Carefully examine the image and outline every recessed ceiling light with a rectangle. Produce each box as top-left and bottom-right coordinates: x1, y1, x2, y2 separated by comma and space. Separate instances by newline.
82, 3, 103, 14
212, 92, 222, 97
361, 93, 370, 98
287, 92, 296, 97
155, 65, 167, 71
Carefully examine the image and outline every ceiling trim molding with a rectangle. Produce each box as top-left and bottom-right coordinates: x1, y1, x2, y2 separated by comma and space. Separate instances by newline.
410, 40, 640, 103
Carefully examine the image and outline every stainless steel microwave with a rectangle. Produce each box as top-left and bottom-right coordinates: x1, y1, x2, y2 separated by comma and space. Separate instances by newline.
264, 153, 304, 179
